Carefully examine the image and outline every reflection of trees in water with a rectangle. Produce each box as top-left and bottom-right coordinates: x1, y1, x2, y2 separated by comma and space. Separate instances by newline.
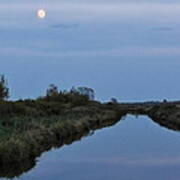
0, 160, 36, 179
0, 132, 88, 178
149, 115, 180, 131
1, 103, 180, 179
148, 104, 180, 131
0, 117, 120, 179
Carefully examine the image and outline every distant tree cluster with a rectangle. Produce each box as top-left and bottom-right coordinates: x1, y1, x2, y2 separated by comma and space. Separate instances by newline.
0, 75, 9, 101
46, 84, 59, 97
110, 98, 118, 104
70, 86, 95, 100
0, 74, 95, 106
44, 84, 95, 104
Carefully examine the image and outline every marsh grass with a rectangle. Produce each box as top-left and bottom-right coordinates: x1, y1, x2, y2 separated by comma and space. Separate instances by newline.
0, 91, 125, 174
1, 84, 178, 178
0, 103, 125, 178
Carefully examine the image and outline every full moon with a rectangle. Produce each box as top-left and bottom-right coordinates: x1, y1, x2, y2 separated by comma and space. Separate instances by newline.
37, 9, 46, 19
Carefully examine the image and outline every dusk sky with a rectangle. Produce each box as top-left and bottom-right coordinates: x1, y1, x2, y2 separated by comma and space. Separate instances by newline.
1, 0, 180, 101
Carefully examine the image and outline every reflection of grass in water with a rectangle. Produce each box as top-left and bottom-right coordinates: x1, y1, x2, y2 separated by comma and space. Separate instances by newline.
1, 101, 180, 179
0, 81, 126, 178
0, 103, 124, 179
148, 104, 180, 131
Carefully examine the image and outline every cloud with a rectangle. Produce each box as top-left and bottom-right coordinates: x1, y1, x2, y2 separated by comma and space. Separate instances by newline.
45, 3, 180, 23
1, 46, 180, 59
1, 2, 180, 23
152, 27, 174, 32
50, 24, 79, 29
45, 156, 180, 166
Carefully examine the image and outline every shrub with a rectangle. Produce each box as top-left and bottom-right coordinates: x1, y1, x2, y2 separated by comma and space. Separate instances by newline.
0, 75, 9, 101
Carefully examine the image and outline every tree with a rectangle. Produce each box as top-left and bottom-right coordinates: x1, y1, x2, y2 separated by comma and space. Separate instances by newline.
46, 84, 59, 97
110, 98, 118, 104
76, 86, 95, 100
0, 75, 9, 101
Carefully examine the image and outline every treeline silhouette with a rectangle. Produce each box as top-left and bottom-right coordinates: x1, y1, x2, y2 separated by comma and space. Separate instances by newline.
0, 75, 95, 118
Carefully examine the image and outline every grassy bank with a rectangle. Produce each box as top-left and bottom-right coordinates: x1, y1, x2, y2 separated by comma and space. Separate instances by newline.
0, 103, 125, 178
0, 82, 128, 178
1, 97, 180, 178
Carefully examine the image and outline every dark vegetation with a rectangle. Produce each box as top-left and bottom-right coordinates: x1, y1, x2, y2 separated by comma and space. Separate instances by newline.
0, 75, 9, 101
0, 75, 125, 178
0, 75, 180, 178
0, 80, 97, 141
0, 107, 124, 178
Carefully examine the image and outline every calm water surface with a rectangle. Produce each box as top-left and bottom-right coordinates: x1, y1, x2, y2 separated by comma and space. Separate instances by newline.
6, 115, 180, 180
